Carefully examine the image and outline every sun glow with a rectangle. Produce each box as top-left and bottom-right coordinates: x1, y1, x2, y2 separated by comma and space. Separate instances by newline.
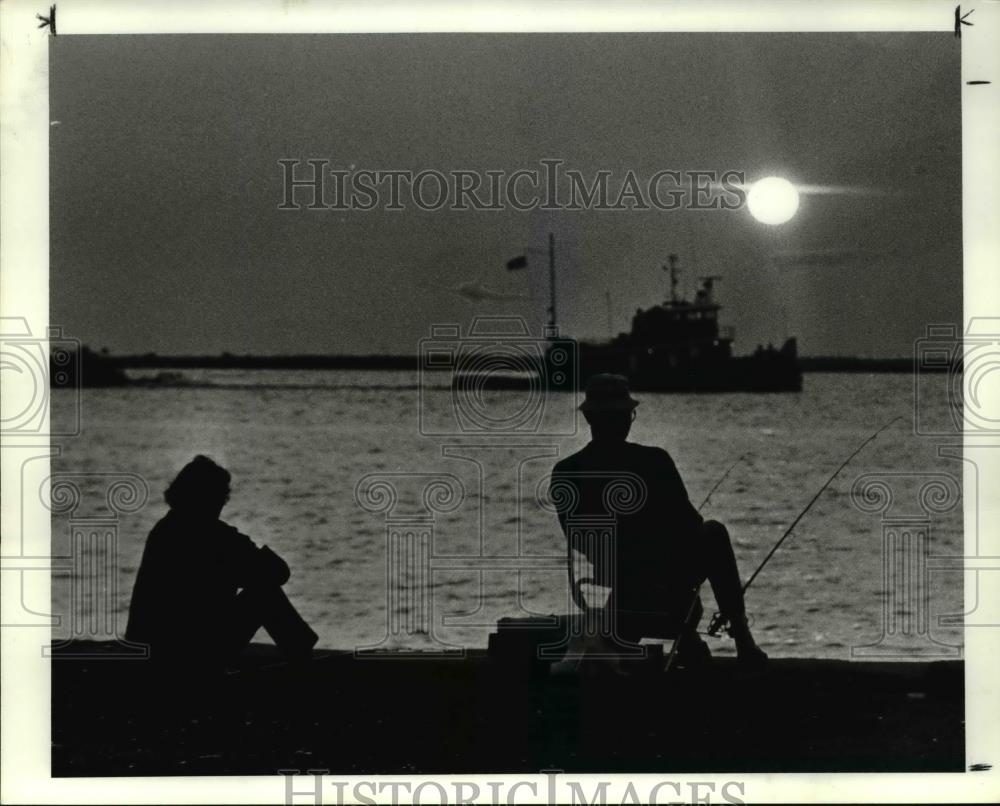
747, 177, 800, 225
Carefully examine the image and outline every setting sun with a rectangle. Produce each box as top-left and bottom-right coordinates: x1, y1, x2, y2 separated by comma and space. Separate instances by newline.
747, 176, 800, 225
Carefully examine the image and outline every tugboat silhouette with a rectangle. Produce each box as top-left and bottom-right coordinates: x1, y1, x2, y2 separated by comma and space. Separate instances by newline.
477, 241, 801, 394
570, 253, 801, 392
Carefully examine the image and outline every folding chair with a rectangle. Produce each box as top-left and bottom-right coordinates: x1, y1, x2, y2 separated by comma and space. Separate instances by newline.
561, 522, 704, 671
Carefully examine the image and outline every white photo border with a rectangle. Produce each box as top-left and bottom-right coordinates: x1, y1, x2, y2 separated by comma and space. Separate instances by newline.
2, 0, 997, 803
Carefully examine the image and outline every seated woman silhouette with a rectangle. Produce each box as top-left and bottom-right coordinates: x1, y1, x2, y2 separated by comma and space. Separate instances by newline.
125, 455, 318, 667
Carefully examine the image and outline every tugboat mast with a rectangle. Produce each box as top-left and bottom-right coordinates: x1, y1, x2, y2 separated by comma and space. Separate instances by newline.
548, 232, 557, 329
664, 253, 681, 303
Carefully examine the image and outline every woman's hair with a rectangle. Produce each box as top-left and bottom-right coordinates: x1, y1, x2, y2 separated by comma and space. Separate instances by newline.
164, 455, 231, 512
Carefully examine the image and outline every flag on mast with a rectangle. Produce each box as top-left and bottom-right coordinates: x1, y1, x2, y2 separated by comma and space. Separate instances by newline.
506, 255, 528, 270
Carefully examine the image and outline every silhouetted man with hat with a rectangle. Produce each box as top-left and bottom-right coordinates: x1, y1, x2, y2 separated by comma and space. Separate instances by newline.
550, 374, 767, 664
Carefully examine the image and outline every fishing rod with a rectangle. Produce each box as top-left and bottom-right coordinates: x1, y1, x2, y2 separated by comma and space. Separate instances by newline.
705, 415, 902, 638
697, 453, 745, 513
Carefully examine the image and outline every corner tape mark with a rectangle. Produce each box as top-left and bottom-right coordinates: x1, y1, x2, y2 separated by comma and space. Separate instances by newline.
36, 5, 56, 36
954, 6, 975, 38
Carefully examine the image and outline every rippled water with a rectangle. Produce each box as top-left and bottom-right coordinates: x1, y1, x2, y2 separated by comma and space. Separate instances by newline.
49, 371, 963, 659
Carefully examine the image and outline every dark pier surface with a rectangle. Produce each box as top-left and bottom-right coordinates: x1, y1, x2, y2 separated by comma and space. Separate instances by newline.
52, 641, 963, 777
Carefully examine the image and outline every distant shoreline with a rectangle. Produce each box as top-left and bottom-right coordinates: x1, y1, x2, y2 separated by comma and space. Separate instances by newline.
103, 354, 943, 373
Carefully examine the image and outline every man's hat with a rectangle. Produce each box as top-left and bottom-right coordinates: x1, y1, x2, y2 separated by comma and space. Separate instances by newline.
579, 373, 640, 413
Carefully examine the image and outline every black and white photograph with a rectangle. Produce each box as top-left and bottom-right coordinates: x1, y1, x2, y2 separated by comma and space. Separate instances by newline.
1, 1, 998, 803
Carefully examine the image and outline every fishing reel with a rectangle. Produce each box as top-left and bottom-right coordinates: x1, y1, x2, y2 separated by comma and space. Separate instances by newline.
706, 611, 729, 638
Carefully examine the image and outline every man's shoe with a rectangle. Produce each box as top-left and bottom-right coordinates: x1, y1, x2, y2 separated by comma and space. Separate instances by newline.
728, 614, 769, 666
727, 614, 767, 666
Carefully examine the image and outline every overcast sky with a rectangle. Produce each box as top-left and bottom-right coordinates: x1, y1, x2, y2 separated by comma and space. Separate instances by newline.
50, 33, 960, 357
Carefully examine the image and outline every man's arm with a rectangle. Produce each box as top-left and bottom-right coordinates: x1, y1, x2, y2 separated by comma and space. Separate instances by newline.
659, 450, 705, 539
